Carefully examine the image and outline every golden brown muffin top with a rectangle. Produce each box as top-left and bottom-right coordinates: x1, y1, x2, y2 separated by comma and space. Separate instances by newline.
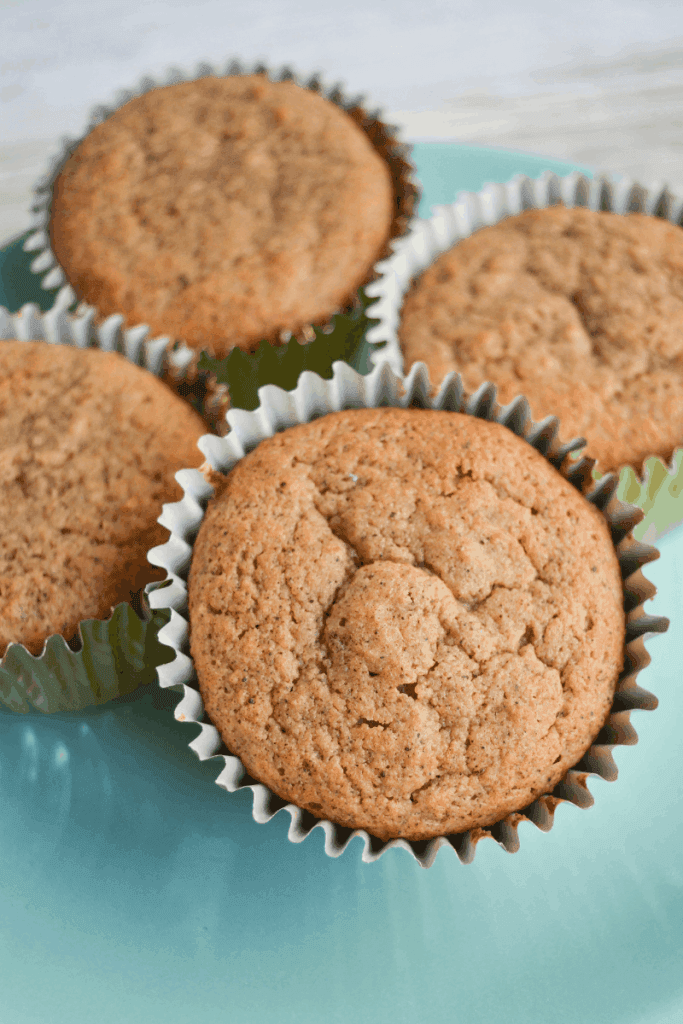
50, 75, 393, 356
189, 408, 624, 840
399, 206, 683, 472
0, 341, 205, 655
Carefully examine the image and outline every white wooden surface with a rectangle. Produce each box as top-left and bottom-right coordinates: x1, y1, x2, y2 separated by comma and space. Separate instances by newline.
2, 0, 683, 243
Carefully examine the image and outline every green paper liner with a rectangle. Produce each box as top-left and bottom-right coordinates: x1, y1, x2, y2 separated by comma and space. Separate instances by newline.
0, 600, 172, 714
164, 339, 231, 434
197, 291, 376, 414
617, 451, 683, 543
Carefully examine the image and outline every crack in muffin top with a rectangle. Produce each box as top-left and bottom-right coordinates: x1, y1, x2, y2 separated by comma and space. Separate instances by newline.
398, 206, 683, 472
50, 75, 393, 356
189, 407, 624, 840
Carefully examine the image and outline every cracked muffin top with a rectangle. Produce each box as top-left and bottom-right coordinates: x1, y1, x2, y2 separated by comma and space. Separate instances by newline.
188, 407, 624, 840
49, 74, 394, 357
398, 206, 683, 472
0, 340, 205, 656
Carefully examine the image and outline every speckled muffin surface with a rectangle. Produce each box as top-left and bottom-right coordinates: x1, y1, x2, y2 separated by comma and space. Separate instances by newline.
398, 206, 683, 472
50, 75, 394, 357
189, 407, 624, 841
0, 341, 205, 656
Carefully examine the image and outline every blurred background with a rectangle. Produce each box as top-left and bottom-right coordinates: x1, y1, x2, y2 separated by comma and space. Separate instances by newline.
3, 0, 683, 243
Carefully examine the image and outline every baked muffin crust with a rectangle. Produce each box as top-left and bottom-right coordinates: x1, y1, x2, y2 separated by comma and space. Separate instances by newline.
189, 408, 624, 840
398, 206, 683, 471
50, 75, 394, 356
0, 341, 205, 655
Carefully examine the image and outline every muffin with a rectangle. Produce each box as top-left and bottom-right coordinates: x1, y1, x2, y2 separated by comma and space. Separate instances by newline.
397, 205, 683, 473
0, 340, 205, 656
187, 406, 625, 841
48, 73, 399, 357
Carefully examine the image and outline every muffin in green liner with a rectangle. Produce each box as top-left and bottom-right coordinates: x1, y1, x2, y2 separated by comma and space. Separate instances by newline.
0, 300, 208, 713
148, 360, 667, 867
365, 170, 683, 539
24, 58, 418, 360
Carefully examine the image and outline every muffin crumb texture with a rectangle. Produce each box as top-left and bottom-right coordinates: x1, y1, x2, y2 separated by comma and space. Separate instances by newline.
0, 341, 205, 656
399, 206, 683, 472
189, 408, 624, 840
50, 75, 393, 356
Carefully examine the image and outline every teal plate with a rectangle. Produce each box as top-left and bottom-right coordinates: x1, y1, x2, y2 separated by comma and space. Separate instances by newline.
1, 145, 682, 1024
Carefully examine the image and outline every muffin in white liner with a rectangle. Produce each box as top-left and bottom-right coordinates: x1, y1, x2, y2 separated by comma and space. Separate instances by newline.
147, 360, 667, 868
365, 170, 683, 541
23, 58, 418, 355
0, 299, 212, 714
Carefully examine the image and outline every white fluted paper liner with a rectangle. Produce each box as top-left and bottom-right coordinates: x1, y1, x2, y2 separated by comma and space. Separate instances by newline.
0, 296, 169, 371
0, 300, 179, 713
365, 170, 683, 541
147, 360, 666, 868
24, 58, 417, 321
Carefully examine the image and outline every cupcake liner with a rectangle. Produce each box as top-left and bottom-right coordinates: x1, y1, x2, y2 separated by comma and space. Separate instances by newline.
23, 58, 419, 349
147, 359, 667, 868
618, 449, 683, 545
163, 338, 230, 435
0, 299, 210, 713
365, 170, 683, 541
